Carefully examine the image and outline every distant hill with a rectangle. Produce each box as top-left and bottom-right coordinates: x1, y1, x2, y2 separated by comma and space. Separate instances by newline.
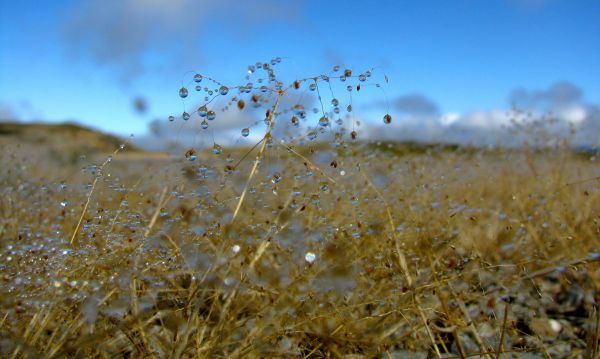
0, 121, 147, 170
0, 121, 139, 153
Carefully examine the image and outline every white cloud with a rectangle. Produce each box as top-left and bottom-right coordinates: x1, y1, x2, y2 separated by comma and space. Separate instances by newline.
63, 0, 304, 81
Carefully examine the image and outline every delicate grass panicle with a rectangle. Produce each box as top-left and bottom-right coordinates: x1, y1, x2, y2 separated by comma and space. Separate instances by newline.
0, 59, 599, 358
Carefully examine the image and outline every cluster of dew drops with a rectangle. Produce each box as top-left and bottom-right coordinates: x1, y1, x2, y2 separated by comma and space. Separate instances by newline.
170, 58, 393, 160
169, 58, 393, 264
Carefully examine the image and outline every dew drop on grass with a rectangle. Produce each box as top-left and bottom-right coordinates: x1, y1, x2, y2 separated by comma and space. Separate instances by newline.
383, 114, 392, 124
179, 87, 188, 98
168, 115, 175, 122
319, 116, 329, 127
271, 172, 282, 184
207, 110, 216, 121
201, 120, 209, 129
182, 111, 190, 121
198, 105, 208, 117
305, 252, 316, 264
232, 244, 241, 254
194, 74, 202, 83
213, 144, 223, 155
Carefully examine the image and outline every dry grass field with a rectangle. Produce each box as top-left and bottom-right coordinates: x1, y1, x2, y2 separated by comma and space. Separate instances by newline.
1, 119, 599, 358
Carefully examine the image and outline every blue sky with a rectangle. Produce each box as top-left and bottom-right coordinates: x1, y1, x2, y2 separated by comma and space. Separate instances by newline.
1, 0, 599, 144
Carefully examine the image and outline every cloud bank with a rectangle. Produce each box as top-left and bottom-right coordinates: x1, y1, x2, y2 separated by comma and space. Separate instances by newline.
63, 0, 303, 82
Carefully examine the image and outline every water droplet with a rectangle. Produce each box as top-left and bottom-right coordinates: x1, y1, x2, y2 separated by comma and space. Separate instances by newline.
182, 111, 190, 121
346, 85, 353, 92
320, 182, 329, 192
351, 130, 357, 140
194, 74, 202, 83
271, 172, 282, 184
179, 87, 188, 98
383, 114, 392, 124
241, 128, 250, 137
347, 104, 353, 112
291, 116, 299, 126
213, 144, 223, 155
201, 120, 209, 129
195, 85, 201, 91
318, 116, 329, 127
207, 110, 216, 121
310, 194, 320, 205
188, 155, 197, 161
307, 131, 317, 140
198, 105, 208, 117
219, 85, 229, 95
168, 115, 175, 122
60, 200, 68, 207
309, 83, 317, 91
305, 252, 316, 264
340, 75, 346, 82
358, 73, 366, 82
237, 100, 245, 110
333, 65, 340, 72
344, 69, 352, 77
232, 244, 241, 254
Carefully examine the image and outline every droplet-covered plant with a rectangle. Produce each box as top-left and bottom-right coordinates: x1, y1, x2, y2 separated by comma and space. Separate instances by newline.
172, 58, 392, 222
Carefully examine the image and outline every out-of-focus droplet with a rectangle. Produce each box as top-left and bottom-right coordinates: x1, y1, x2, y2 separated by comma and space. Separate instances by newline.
305, 252, 316, 264
241, 128, 250, 137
